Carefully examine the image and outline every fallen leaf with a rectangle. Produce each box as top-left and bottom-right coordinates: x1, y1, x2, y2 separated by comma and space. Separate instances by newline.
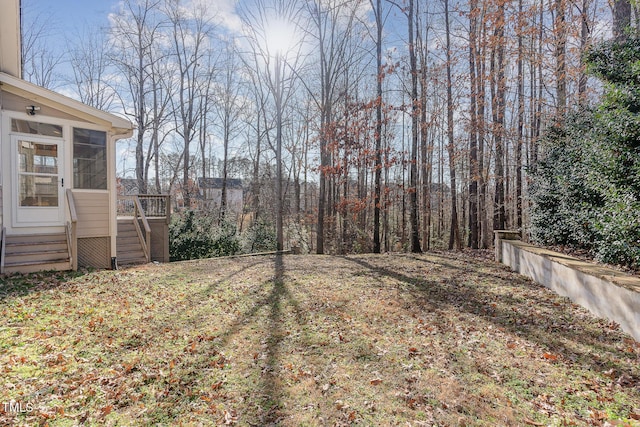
370, 378, 382, 385
543, 353, 558, 361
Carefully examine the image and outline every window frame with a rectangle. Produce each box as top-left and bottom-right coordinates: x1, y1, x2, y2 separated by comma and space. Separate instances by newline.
72, 127, 108, 190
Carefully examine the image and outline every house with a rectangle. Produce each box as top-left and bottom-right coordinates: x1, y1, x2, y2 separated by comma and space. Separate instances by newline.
197, 177, 243, 214
116, 178, 140, 196
0, 0, 168, 273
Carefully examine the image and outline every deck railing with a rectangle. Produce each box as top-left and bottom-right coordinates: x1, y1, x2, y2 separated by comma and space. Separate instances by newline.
133, 197, 151, 263
66, 189, 78, 271
117, 194, 171, 222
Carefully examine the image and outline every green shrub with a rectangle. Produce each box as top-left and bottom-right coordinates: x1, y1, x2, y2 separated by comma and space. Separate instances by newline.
529, 112, 603, 249
210, 221, 241, 257
169, 210, 240, 261
529, 35, 640, 270
242, 219, 276, 253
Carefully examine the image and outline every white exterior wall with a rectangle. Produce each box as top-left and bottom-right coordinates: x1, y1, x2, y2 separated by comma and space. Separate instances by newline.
0, 0, 21, 77
205, 188, 243, 214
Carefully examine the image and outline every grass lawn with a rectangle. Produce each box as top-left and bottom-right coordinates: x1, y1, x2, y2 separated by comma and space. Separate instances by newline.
1, 252, 639, 426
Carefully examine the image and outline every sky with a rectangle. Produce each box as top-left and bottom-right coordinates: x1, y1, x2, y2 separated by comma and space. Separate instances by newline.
19, 0, 405, 178
23, 0, 118, 34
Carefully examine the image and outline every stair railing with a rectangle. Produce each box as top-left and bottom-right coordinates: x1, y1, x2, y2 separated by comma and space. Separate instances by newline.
1, 227, 6, 274
133, 196, 151, 263
66, 189, 78, 271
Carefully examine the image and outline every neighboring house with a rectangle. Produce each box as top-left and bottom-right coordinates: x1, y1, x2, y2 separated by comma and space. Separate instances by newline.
0, 0, 169, 273
116, 178, 140, 196
197, 177, 243, 215
171, 179, 200, 211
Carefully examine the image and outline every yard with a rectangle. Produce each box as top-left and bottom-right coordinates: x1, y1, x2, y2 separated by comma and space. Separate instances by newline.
1, 252, 639, 426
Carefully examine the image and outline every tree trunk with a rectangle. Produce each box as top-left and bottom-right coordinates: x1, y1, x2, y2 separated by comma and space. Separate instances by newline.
468, 0, 479, 249
408, 0, 421, 253
613, 0, 631, 40
555, 0, 567, 118
492, 2, 506, 232
444, 0, 461, 251
516, 0, 524, 231
372, 0, 383, 253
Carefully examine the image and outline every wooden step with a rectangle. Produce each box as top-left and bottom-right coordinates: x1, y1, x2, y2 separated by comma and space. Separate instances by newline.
3, 260, 71, 275
4, 233, 66, 243
2, 233, 71, 274
117, 221, 137, 229
117, 242, 146, 256
117, 233, 141, 242
6, 242, 67, 254
117, 255, 146, 264
118, 226, 137, 234
117, 243, 145, 253
117, 254, 147, 265
4, 249, 69, 264
116, 220, 147, 265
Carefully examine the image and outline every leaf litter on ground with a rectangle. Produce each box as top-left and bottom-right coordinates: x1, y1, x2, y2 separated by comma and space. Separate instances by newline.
0, 252, 639, 426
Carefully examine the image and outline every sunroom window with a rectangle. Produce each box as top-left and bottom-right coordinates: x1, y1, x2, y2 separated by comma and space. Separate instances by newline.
11, 119, 63, 137
73, 128, 107, 189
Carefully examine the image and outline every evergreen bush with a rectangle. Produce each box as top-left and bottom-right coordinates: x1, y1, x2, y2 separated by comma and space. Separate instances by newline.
169, 210, 240, 261
529, 35, 640, 270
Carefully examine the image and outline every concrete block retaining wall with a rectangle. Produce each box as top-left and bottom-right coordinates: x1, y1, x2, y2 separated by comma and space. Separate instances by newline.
495, 232, 640, 342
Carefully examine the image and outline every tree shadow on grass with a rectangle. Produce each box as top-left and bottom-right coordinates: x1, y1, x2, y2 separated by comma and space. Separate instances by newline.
180, 254, 304, 424
0, 269, 89, 302
341, 255, 639, 384
200, 258, 272, 295
258, 253, 287, 424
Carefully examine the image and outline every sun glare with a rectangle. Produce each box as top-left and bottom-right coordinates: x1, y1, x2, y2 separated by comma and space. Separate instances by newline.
264, 18, 298, 58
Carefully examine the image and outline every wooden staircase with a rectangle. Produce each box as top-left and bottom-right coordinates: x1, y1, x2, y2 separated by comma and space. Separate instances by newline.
2, 232, 72, 274
117, 219, 148, 266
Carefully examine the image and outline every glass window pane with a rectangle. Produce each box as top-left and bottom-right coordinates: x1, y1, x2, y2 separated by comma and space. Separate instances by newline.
73, 128, 107, 190
18, 141, 58, 174
11, 119, 63, 138
19, 175, 59, 207
73, 128, 106, 147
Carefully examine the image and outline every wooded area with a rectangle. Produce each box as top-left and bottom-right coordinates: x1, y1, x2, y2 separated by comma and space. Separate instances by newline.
21, 0, 639, 262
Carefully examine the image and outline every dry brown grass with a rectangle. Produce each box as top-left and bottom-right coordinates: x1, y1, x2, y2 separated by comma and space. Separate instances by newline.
1, 252, 639, 426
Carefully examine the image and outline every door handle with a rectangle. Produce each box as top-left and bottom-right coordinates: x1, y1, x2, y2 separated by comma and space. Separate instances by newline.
61, 178, 64, 188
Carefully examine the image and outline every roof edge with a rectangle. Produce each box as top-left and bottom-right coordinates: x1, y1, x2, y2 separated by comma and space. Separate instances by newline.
0, 72, 133, 131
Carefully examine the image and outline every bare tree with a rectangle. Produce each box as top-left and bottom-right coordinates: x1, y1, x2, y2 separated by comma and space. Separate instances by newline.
239, 0, 305, 251
443, 0, 461, 250
109, 0, 165, 194
515, 0, 524, 231
468, 0, 480, 248
214, 38, 249, 221
165, 0, 216, 208
68, 30, 117, 111
301, 0, 369, 254
491, 0, 506, 232
21, 5, 63, 88
371, 0, 384, 253
407, 0, 422, 253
